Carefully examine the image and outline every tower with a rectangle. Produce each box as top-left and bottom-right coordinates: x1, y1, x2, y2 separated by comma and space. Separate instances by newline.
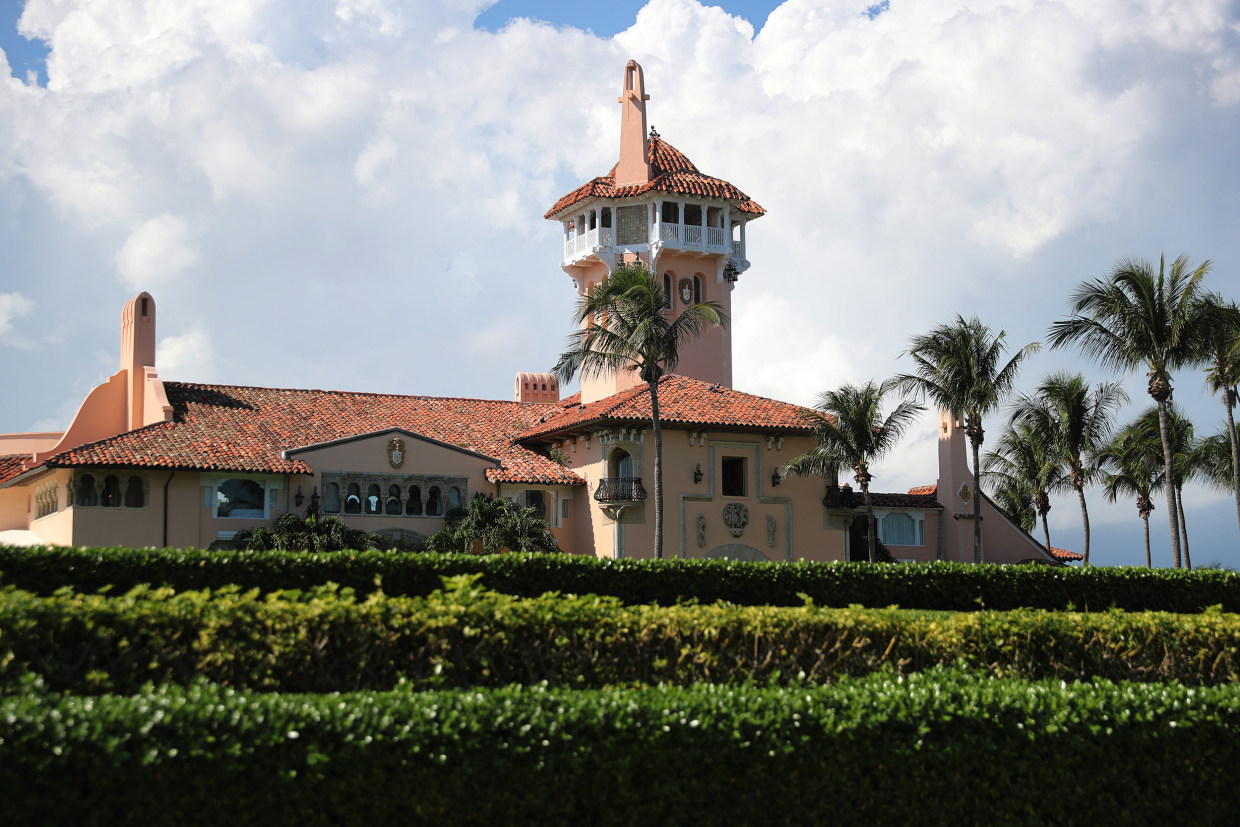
544, 60, 766, 403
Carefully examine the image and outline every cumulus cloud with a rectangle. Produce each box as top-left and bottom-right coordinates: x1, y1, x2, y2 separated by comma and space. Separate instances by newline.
114, 214, 202, 290
157, 326, 218, 382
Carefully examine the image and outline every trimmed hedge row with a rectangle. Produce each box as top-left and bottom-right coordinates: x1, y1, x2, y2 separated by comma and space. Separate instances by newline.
5, 578, 1240, 693
4, 672, 1240, 826
3, 544, 1239, 612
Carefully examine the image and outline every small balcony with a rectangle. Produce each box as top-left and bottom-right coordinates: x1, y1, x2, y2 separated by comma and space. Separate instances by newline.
594, 477, 648, 503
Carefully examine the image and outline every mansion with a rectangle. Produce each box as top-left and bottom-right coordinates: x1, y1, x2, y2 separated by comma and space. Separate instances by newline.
0, 62, 1071, 566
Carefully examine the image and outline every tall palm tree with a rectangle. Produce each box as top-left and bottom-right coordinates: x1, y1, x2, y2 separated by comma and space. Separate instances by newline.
1197, 424, 1238, 494
989, 473, 1038, 536
1047, 254, 1220, 568
983, 422, 1066, 552
1130, 404, 1201, 569
552, 263, 726, 559
1009, 372, 1129, 566
782, 378, 924, 563
1098, 423, 1162, 568
1202, 295, 1240, 542
898, 316, 1039, 564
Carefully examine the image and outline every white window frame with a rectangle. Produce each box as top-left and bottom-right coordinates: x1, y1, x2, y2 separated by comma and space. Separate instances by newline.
203, 475, 282, 520
874, 509, 925, 547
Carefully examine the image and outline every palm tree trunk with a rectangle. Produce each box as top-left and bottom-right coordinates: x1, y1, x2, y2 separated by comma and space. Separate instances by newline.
1176, 484, 1191, 570
1226, 393, 1240, 543
1141, 512, 1151, 568
649, 380, 664, 560
862, 485, 877, 564
1041, 512, 1052, 552
1156, 400, 1182, 568
1076, 484, 1091, 566
971, 438, 983, 565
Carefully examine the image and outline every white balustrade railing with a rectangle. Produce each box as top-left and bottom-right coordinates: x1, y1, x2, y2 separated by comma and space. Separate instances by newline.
600, 228, 613, 246
661, 224, 680, 242
707, 227, 724, 247
732, 239, 742, 257
586, 228, 598, 249
685, 225, 702, 244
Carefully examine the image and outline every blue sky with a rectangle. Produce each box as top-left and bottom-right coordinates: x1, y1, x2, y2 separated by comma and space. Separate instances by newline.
2, 0, 1239, 567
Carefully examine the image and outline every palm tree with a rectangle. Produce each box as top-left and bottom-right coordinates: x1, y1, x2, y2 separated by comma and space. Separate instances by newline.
1008, 372, 1129, 566
898, 316, 1039, 564
983, 422, 1066, 552
989, 473, 1037, 536
1047, 253, 1221, 568
782, 378, 923, 563
234, 501, 381, 552
552, 263, 726, 559
1098, 423, 1162, 568
1202, 295, 1240, 542
1130, 404, 1201, 569
1197, 424, 1238, 493
425, 494, 560, 554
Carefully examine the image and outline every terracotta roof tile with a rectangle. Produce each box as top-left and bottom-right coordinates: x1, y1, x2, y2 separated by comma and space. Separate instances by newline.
545, 136, 765, 219
37, 383, 585, 487
519, 375, 813, 440
907, 484, 937, 496
864, 489, 943, 509
1048, 546, 1085, 562
0, 455, 29, 487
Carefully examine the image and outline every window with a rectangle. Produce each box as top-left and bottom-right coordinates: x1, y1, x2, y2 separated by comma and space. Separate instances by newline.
365, 484, 381, 515
323, 483, 341, 513
35, 483, 57, 519
385, 485, 402, 515
661, 201, 679, 223
610, 448, 633, 479
217, 479, 265, 518
448, 487, 461, 512
406, 485, 423, 515
101, 475, 120, 507
601, 207, 612, 228
124, 476, 145, 508
692, 275, 702, 304
427, 486, 442, 516
562, 498, 571, 520
525, 490, 546, 520
721, 457, 747, 497
683, 203, 702, 226
75, 474, 97, 507
878, 512, 924, 547
662, 274, 672, 309
345, 483, 361, 514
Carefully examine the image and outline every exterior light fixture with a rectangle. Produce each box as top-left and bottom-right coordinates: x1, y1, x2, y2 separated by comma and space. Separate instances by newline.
771, 467, 781, 487
295, 486, 305, 507
693, 464, 703, 484
723, 260, 739, 283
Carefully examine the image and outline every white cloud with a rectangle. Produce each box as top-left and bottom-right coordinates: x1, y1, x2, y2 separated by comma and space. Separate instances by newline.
0, 292, 33, 338
114, 214, 201, 290
157, 326, 218, 382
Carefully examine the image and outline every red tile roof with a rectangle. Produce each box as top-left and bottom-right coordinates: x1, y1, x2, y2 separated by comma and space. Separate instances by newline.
1048, 546, 1085, 562
35, 383, 585, 487
545, 135, 765, 220
867, 490, 942, 509
907, 484, 937, 496
519, 374, 814, 441
0, 455, 29, 487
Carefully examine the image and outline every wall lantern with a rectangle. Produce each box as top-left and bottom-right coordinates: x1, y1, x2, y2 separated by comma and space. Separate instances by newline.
723, 259, 739, 283
771, 467, 781, 487
693, 464, 703, 484
295, 486, 305, 507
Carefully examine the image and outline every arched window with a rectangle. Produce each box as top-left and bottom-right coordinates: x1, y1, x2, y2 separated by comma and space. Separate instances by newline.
323, 483, 341, 513
692, 275, 702, 304
406, 485, 422, 515
345, 483, 361, 514
365, 484, 381, 515
101, 475, 121, 508
448, 487, 461, 512
662, 274, 672, 309
124, 476, 145, 508
610, 448, 633, 479
386, 484, 402, 515
427, 486, 442, 516
76, 474, 97, 507
882, 513, 917, 546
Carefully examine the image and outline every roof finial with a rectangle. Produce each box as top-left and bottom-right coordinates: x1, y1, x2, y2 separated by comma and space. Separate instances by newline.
649, 125, 659, 138
615, 60, 652, 187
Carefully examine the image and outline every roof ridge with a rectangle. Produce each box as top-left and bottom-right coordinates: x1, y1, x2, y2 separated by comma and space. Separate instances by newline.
162, 380, 566, 410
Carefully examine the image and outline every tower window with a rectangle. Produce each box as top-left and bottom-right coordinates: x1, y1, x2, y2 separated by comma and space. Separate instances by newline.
661, 201, 679, 224
683, 204, 702, 226
662, 274, 672, 309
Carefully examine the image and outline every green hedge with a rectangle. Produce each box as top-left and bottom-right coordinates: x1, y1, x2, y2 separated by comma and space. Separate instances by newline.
2, 544, 1239, 612
4, 671, 1239, 826
4, 578, 1239, 693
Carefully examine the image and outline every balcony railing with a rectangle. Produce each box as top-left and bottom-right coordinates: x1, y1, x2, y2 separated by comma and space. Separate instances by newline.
594, 477, 647, 502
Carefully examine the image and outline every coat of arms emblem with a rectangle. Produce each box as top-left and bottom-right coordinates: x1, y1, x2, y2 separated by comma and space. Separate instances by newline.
722, 502, 749, 538
678, 278, 693, 304
958, 481, 971, 504
387, 437, 405, 468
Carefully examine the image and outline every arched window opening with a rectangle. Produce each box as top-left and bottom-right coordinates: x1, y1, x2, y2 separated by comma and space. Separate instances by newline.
124, 476, 145, 508
692, 275, 702, 304
882, 513, 917, 546
345, 483, 362, 514
323, 483, 341, 513
448, 487, 462, 512
386, 484, 402, 515
427, 486, 442, 517
662, 274, 673, 310
365, 484, 381, 515
406, 485, 423, 515
101, 475, 121, 507
76, 474, 97, 507
610, 449, 634, 479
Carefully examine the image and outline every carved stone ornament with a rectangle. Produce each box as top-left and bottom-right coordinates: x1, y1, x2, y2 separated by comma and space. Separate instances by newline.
678, 278, 693, 304
766, 515, 776, 548
696, 513, 706, 547
387, 437, 406, 469
722, 502, 749, 538
957, 481, 971, 504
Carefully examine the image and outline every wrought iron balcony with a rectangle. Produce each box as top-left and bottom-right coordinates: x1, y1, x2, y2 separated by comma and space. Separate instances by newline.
594, 477, 647, 503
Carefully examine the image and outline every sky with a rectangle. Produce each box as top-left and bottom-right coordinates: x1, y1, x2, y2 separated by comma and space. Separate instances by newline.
1, 0, 1239, 567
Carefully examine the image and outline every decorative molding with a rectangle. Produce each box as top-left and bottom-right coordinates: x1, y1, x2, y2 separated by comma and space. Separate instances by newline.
722, 502, 749, 538
696, 513, 706, 547
766, 514, 776, 547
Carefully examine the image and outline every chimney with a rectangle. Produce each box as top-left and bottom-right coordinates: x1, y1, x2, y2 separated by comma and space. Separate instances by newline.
515, 372, 560, 404
614, 60, 651, 187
